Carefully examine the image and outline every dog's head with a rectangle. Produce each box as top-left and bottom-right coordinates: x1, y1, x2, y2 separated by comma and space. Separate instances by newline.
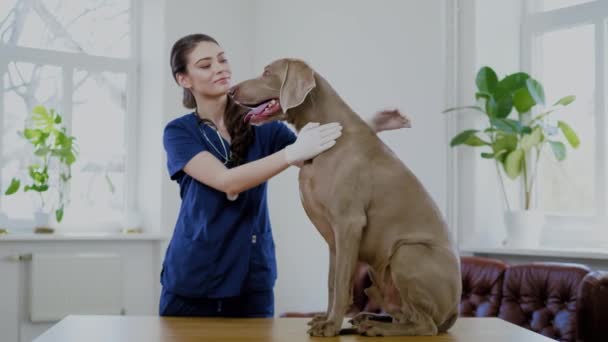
230, 58, 316, 126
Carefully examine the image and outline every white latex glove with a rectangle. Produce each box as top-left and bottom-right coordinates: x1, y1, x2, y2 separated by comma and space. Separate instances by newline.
284, 122, 343, 165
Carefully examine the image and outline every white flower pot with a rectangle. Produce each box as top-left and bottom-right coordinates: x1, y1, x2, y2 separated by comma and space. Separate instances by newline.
504, 210, 545, 248
34, 211, 51, 229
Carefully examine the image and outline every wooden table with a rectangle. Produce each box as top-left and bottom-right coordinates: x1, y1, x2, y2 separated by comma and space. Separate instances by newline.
34, 316, 553, 342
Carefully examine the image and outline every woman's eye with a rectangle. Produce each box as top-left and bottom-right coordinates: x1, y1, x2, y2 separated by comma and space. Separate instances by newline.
220, 58, 228, 63
199, 65, 210, 69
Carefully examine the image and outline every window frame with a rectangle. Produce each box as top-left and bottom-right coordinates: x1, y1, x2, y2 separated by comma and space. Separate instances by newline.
521, 0, 608, 229
0, 0, 139, 230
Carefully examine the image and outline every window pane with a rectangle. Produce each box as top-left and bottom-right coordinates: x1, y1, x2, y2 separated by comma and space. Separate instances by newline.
61, 69, 126, 226
539, 0, 594, 11
1, 0, 130, 58
1, 62, 62, 218
538, 25, 595, 215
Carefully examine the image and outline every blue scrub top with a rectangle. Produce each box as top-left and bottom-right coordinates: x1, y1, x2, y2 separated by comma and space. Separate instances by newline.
161, 108, 296, 299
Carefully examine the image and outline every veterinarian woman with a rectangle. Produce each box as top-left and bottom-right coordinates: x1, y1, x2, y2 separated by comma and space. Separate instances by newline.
161, 33, 408, 317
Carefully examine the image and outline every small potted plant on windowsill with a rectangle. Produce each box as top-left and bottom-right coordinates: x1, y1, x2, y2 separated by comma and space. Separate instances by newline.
3, 105, 78, 233
444, 66, 579, 247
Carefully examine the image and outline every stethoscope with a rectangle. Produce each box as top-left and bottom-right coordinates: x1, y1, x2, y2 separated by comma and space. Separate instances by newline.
194, 113, 239, 201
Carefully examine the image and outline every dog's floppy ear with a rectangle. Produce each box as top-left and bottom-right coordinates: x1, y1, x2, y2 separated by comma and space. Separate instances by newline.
279, 60, 316, 113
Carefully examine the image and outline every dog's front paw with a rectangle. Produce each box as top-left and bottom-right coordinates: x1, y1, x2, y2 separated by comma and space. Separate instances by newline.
373, 108, 412, 131
306, 314, 327, 326
307, 320, 339, 337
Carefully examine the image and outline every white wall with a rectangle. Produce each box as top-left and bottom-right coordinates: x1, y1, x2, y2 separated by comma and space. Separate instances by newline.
455, 0, 524, 247
157, 0, 451, 315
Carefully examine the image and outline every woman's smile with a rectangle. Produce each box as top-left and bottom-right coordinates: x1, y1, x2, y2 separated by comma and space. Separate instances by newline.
214, 76, 231, 84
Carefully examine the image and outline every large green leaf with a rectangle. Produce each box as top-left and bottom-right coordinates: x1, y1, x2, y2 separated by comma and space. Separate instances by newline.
488, 72, 532, 118
23, 128, 49, 147
484, 149, 509, 162
451, 130, 476, 146
28, 165, 48, 185
464, 135, 489, 146
553, 95, 576, 106
451, 130, 483, 147
513, 87, 536, 113
492, 133, 518, 162
520, 127, 543, 151
532, 109, 554, 123
34, 147, 50, 157
490, 118, 522, 134
485, 95, 513, 118
549, 140, 566, 161
32, 105, 54, 131
442, 105, 486, 114
55, 206, 64, 223
526, 78, 545, 106
495, 72, 530, 98
32, 184, 49, 192
476, 67, 499, 93
31, 105, 49, 118
485, 97, 497, 117
4, 178, 20, 195
495, 95, 513, 118
557, 121, 580, 148
65, 151, 77, 165
504, 149, 525, 179
53, 130, 67, 146
476, 92, 491, 101
493, 133, 518, 150
23, 128, 40, 141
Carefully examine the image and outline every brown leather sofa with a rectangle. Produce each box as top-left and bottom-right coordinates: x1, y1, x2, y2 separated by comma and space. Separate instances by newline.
281, 256, 608, 342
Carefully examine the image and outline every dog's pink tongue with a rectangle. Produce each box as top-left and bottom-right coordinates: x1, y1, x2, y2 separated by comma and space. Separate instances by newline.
244, 101, 270, 122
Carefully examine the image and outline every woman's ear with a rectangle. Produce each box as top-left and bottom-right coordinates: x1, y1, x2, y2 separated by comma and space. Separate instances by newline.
176, 72, 192, 89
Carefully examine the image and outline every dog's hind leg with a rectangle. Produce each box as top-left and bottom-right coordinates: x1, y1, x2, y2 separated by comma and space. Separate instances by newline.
350, 280, 393, 326
356, 314, 437, 337
355, 275, 439, 336
356, 243, 460, 336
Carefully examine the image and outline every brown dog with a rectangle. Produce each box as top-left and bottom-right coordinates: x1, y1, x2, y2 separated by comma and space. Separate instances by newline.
231, 59, 461, 337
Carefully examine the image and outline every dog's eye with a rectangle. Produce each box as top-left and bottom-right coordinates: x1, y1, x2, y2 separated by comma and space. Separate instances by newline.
262, 70, 270, 77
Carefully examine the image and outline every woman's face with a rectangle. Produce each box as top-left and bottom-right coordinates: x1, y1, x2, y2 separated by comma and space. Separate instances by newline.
178, 41, 232, 98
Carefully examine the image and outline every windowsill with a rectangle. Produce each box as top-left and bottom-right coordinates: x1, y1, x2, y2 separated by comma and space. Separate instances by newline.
0, 231, 167, 242
460, 245, 608, 261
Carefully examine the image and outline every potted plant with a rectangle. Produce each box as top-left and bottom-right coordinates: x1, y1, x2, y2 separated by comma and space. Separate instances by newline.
444, 66, 579, 247
3, 105, 78, 231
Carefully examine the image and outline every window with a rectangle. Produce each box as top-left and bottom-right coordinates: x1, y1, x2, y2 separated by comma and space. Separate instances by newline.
523, 1, 608, 220
0, 0, 137, 229
536, 0, 594, 12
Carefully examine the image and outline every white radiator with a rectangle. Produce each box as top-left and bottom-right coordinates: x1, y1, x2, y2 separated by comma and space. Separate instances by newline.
29, 253, 123, 322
